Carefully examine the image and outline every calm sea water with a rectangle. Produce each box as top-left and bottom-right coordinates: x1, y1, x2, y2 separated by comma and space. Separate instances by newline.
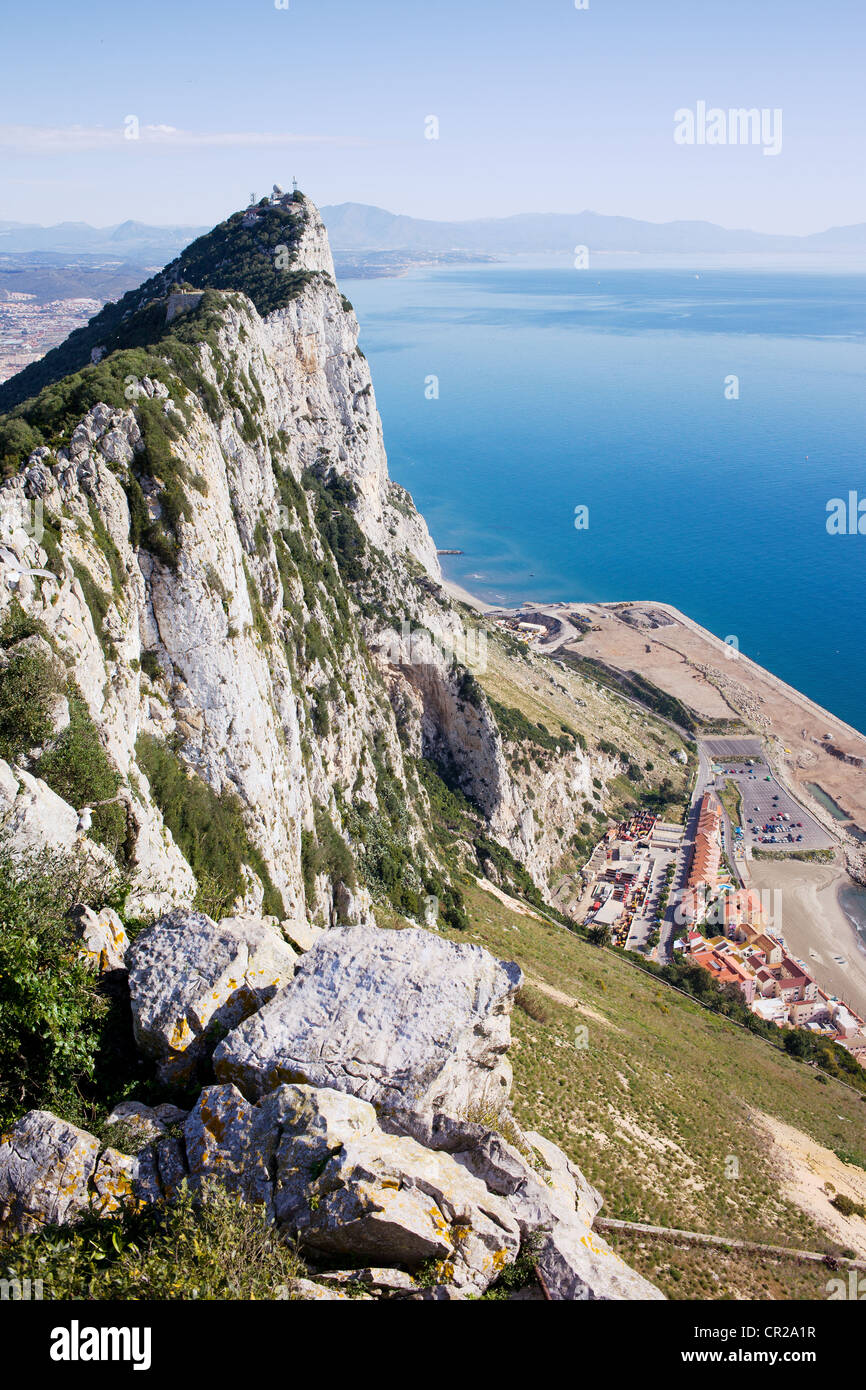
347, 260, 866, 734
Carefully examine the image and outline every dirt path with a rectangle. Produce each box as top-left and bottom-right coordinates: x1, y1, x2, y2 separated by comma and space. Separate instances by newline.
751, 1110, 866, 1259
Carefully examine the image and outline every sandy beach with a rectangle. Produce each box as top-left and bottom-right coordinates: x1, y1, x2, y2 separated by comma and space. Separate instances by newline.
748, 859, 866, 1019
441, 576, 488, 613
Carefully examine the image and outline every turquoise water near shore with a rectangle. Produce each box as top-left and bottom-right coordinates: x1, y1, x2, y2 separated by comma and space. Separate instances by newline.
348, 260, 866, 733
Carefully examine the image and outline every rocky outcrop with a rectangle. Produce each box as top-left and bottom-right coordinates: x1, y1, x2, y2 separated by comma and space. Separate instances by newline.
0, 916, 664, 1299
127, 909, 297, 1080
186, 1082, 521, 1292
0, 1111, 158, 1234
213, 924, 521, 1114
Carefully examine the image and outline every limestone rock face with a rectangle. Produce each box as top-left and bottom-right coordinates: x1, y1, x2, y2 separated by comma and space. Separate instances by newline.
0, 194, 616, 925
214, 924, 522, 1115
69, 903, 128, 973
127, 909, 297, 1079
185, 1083, 521, 1292
0, 758, 115, 883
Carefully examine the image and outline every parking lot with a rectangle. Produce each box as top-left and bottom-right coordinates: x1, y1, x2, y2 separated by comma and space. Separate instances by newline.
711, 758, 834, 853
702, 737, 765, 760
624, 845, 678, 951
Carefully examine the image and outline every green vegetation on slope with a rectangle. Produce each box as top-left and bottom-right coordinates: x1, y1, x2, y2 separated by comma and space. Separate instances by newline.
0, 644, 63, 761
136, 732, 283, 920
36, 686, 128, 858
0, 853, 143, 1130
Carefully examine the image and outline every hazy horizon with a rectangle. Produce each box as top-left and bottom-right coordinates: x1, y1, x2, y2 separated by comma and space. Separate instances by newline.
3, 201, 866, 240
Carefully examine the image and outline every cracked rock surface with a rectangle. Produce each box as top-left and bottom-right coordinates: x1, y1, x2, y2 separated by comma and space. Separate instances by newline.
214, 924, 522, 1116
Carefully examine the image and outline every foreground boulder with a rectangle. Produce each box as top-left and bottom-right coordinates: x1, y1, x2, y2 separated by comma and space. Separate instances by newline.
69, 903, 128, 973
214, 925, 522, 1116
0, 1112, 159, 1234
126, 910, 297, 1080
185, 1082, 521, 1292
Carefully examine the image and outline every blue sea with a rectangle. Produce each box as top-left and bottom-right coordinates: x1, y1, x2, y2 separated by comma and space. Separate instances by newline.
347, 259, 866, 735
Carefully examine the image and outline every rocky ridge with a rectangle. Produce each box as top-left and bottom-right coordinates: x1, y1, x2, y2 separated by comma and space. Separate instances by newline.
0, 193, 632, 925
0, 910, 663, 1299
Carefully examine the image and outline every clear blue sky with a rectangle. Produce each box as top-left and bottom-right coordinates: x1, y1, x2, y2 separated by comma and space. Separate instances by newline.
2, 0, 863, 233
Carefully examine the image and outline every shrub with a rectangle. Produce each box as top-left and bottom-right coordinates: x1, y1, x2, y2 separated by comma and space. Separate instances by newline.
831, 1193, 865, 1219
36, 686, 128, 858
0, 646, 63, 760
3, 1182, 305, 1300
139, 650, 163, 682
0, 853, 109, 1127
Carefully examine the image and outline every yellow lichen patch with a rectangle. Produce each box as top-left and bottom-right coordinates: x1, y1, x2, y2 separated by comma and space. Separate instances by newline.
579, 1229, 617, 1260
200, 1103, 227, 1143
169, 1016, 193, 1050
428, 1206, 450, 1235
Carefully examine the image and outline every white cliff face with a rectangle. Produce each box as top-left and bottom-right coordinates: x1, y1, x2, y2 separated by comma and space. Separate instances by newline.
0, 196, 604, 920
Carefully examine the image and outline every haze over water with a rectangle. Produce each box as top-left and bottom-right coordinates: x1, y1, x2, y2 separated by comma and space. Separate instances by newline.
349, 259, 866, 735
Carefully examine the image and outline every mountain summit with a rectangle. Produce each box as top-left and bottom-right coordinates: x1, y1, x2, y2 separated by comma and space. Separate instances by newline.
0, 191, 332, 415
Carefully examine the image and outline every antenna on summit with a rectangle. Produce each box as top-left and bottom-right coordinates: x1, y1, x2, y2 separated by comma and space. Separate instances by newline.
292, 175, 298, 194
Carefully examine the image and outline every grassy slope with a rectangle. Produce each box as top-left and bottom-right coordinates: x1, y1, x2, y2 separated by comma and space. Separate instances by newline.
442, 880, 866, 1300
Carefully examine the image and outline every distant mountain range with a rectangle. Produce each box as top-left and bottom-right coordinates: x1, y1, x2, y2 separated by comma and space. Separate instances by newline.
320, 204, 866, 256
0, 220, 209, 260
3, 207, 865, 263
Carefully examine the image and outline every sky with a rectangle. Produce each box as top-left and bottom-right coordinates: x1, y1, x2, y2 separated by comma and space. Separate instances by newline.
1, 0, 864, 234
